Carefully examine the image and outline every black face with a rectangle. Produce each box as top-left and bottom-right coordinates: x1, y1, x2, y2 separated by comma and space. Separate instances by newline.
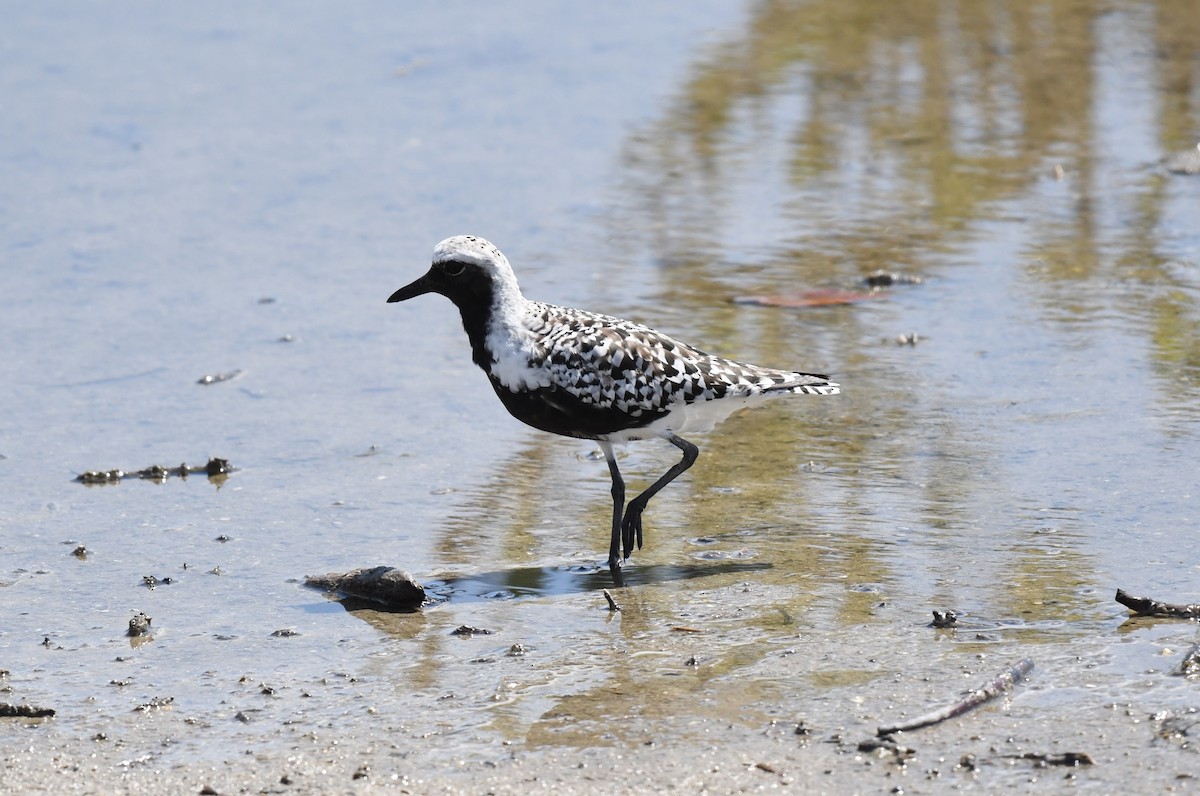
387, 259, 500, 369
387, 259, 491, 306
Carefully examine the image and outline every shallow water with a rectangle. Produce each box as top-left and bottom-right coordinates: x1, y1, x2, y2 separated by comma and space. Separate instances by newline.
3, 1, 1200, 792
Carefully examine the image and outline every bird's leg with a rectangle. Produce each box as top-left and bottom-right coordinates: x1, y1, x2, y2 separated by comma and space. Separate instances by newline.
599, 441, 626, 585
621, 433, 699, 560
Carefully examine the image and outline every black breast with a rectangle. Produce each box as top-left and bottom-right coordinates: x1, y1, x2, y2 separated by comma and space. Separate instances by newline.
487, 378, 667, 440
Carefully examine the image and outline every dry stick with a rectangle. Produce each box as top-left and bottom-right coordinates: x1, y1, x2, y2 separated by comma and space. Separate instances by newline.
877, 658, 1034, 736
1115, 588, 1200, 619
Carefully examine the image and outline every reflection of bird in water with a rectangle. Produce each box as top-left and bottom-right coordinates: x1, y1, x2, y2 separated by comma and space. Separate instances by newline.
388, 235, 840, 585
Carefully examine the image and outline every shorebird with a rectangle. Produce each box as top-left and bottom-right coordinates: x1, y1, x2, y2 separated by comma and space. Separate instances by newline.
388, 236, 840, 584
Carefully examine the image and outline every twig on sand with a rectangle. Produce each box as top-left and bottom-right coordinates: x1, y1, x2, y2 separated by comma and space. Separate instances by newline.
602, 589, 621, 612
877, 658, 1034, 736
1115, 588, 1200, 619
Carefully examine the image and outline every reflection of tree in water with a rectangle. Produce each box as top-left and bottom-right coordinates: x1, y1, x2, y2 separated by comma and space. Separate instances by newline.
432, 436, 578, 567
594, 0, 1200, 619
613, 0, 1199, 398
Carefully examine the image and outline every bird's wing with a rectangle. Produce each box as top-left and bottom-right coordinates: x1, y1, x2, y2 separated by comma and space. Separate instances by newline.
526, 303, 825, 417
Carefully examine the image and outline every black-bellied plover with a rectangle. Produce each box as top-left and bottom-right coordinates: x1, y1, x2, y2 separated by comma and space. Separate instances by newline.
388, 236, 840, 584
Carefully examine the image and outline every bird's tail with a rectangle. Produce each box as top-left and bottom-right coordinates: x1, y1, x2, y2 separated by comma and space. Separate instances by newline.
776, 373, 841, 396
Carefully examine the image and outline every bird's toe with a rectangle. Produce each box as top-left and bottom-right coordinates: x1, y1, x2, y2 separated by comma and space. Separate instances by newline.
621, 510, 644, 558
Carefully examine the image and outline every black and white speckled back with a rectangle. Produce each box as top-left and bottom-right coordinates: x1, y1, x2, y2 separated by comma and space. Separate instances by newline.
522, 301, 838, 419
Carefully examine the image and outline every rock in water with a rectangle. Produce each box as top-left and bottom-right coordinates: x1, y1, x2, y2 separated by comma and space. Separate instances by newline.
305, 566, 426, 611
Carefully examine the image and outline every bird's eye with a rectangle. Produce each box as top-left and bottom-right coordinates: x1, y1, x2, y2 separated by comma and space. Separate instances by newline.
442, 261, 466, 277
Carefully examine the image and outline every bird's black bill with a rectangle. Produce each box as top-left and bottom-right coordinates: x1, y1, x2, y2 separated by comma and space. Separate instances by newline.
387, 269, 437, 303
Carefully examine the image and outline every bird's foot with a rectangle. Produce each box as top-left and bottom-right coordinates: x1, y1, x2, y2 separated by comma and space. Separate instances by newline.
620, 501, 646, 560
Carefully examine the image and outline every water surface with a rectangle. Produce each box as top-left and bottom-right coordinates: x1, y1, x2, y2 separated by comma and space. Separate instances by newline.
2, 1, 1199, 792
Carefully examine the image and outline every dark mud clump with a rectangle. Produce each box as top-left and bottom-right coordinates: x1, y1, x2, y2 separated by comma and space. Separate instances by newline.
305, 566, 426, 611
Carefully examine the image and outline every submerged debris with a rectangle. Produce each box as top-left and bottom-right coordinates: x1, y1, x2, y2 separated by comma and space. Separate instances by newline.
75, 458, 233, 485
305, 566, 426, 611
